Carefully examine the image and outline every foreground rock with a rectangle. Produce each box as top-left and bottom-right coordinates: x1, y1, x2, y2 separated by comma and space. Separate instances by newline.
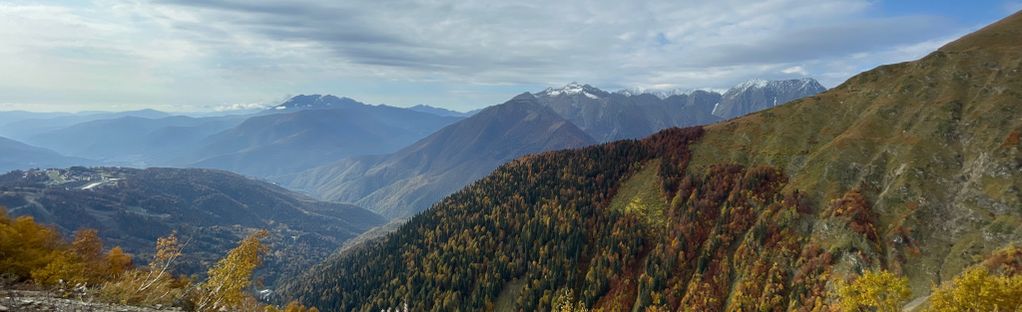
0, 291, 179, 312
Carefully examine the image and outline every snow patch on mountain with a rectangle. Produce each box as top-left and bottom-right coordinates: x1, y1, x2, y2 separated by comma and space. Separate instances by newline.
616, 87, 691, 99
536, 78, 824, 111
537, 82, 605, 99
731, 79, 770, 93
271, 94, 364, 111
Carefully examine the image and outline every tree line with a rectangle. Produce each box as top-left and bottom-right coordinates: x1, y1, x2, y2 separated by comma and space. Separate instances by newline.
279, 125, 1022, 311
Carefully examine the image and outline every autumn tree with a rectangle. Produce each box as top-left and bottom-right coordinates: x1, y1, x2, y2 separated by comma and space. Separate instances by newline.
836, 270, 911, 312
149, 232, 184, 278
0, 208, 64, 283
194, 230, 269, 312
99, 232, 187, 305
30, 250, 87, 286
552, 289, 590, 312
925, 267, 1022, 312
103, 247, 133, 277
30, 228, 108, 286
71, 229, 103, 262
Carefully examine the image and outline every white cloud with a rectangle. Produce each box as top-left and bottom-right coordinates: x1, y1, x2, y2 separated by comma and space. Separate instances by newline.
781, 66, 809, 76
0, 0, 996, 111
212, 102, 272, 112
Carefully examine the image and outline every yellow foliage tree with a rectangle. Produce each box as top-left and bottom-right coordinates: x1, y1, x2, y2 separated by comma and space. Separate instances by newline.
552, 289, 590, 312
0, 209, 64, 282
30, 250, 87, 286
103, 247, 133, 277
71, 229, 103, 262
30, 228, 134, 286
194, 230, 269, 312
925, 267, 1022, 312
0, 209, 131, 288
71, 228, 107, 283
836, 270, 911, 312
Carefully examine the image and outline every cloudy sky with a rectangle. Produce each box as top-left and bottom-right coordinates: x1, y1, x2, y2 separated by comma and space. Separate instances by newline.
0, 0, 1018, 112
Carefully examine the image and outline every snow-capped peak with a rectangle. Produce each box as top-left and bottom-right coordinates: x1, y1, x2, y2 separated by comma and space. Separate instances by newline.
724, 78, 826, 96
538, 82, 605, 99
794, 77, 824, 89
726, 78, 825, 94
270, 94, 363, 111
619, 88, 691, 99
615, 87, 726, 99
733, 79, 770, 92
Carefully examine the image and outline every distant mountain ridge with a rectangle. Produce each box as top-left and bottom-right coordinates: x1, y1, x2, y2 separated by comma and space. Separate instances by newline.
0, 96, 463, 177
0, 136, 94, 172
285, 93, 595, 219
532, 78, 825, 142
711, 77, 826, 119
406, 104, 469, 117
0, 109, 173, 142
615, 87, 726, 99
285, 80, 822, 219
269, 94, 365, 111
24, 115, 245, 166
189, 100, 462, 177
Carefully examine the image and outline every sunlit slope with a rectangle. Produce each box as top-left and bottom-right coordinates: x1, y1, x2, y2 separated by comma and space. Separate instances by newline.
689, 10, 1022, 290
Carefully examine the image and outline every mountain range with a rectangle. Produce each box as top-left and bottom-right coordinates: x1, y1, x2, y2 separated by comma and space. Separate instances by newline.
0, 96, 464, 177
24, 115, 245, 166
278, 11, 1022, 311
406, 104, 471, 117
535, 79, 825, 142
710, 78, 827, 119
0, 137, 95, 172
187, 100, 462, 177
284, 93, 596, 218
0, 77, 819, 183
0, 109, 172, 141
0, 76, 821, 223
285, 79, 824, 219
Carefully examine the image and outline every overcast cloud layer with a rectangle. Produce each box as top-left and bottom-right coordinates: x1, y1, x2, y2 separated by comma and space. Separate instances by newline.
0, 0, 1016, 112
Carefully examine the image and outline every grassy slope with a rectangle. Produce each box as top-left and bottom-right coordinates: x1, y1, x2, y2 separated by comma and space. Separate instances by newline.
686, 11, 1022, 292
609, 159, 669, 229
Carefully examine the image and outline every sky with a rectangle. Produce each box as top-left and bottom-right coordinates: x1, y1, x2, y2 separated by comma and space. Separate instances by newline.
0, 0, 1018, 113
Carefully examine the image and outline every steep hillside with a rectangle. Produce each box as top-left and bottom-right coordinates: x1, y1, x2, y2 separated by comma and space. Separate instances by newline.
686, 10, 1022, 293
190, 98, 462, 177
0, 137, 94, 172
279, 128, 699, 311
285, 93, 595, 219
278, 12, 1022, 311
0, 167, 385, 286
